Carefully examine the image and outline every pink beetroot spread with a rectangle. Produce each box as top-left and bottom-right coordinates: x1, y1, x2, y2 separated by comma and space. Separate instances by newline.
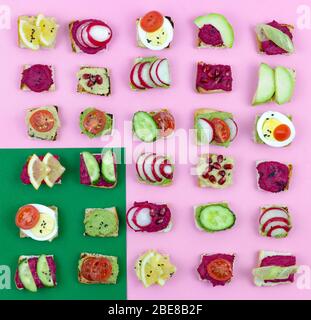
21, 64, 53, 92
198, 24, 223, 46
256, 161, 289, 193
197, 253, 234, 287
196, 62, 232, 92
80, 154, 115, 187
261, 20, 293, 55
260, 255, 296, 284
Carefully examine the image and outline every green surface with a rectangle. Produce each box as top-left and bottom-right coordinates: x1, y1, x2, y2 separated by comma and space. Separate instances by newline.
0, 148, 126, 300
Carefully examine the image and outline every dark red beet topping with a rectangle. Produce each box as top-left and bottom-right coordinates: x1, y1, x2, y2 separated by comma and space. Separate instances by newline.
196, 62, 232, 92
198, 24, 223, 47
261, 20, 293, 55
21, 64, 53, 93
257, 161, 289, 193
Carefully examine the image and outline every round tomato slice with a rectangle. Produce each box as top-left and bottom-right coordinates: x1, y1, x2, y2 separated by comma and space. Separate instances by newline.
81, 257, 97, 281
206, 258, 233, 282
140, 11, 164, 32
211, 118, 230, 143
273, 124, 291, 142
89, 258, 113, 282
30, 110, 55, 133
83, 109, 106, 136
152, 111, 175, 137
15, 205, 40, 230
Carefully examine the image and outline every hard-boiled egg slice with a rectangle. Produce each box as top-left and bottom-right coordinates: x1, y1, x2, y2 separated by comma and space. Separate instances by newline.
138, 17, 174, 50
257, 111, 295, 147
20, 204, 58, 241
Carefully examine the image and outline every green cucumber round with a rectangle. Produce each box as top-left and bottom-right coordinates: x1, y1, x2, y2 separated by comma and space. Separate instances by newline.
82, 152, 100, 184
101, 150, 116, 183
133, 111, 158, 142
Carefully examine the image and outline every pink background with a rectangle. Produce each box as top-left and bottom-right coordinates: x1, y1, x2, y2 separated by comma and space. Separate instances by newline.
1, 0, 311, 299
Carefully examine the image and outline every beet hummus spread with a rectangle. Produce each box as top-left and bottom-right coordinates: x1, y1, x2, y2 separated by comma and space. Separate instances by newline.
257, 161, 290, 193
21, 64, 53, 92
261, 20, 293, 55
196, 62, 232, 92
198, 24, 223, 46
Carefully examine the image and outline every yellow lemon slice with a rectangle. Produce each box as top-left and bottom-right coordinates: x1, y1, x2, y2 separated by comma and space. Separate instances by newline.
42, 153, 65, 187
36, 14, 58, 47
27, 154, 50, 190
18, 18, 40, 50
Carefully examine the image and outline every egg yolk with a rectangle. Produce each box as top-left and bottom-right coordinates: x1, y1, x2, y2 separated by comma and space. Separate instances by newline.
273, 124, 291, 141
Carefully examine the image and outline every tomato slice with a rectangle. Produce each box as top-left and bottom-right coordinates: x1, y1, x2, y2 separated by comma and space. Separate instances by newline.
206, 258, 233, 282
140, 11, 164, 32
273, 124, 291, 142
83, 110, 106, 135
152, 111, 175, 137
211, 118, 230, 143
30, 110, 55, 133
15, 205, 40, 230
81, 257, 97, 281
81, 257, 112, 282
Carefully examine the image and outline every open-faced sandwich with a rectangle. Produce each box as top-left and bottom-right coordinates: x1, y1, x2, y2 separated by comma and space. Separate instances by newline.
194, 13, 234, 48
252, 63, 296, 105
80, 149, 117, 188
26, 106, 60, 141
196, 62, 233, 93
77, 66, 111, 96
80, 107, 113, 138
126, 201, 172, 233
135, 250, 176, 288
84, 207, 119, 237
194, 108, 238, 146
259, 205, 292, 238
194, 203, 236, 233
256, 21, 294, 55
78, 253, 119, 284
197, 253, 235, 287
136, 11, 174, 50
21, 153, 65, 190
135, 152, 174, 186
15, 204, 58, 242
132, 109, 175, 142
254, 111, 295, 148
15, 254, 57, 292
18, 14, 59, 50
256, 160, 292, 193
69, 19, 112, 54
196, 153, 234, 188
130, 57, 171, 90
21, 64, 55, 93
253, 250, 299, 286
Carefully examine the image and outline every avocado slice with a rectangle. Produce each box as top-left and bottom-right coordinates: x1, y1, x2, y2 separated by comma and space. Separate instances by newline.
252, 63, 275, 105
194, 13, 234, 48
18, 259, 37, 292
275, 66, 295, 105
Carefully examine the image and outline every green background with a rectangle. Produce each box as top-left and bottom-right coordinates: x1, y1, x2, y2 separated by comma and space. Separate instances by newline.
0, 148, 126, 300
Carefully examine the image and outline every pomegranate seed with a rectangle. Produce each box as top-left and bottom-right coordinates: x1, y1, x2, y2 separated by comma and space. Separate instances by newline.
209, 175, 216, 183
224, 163, 233, 170
87, 80, 94, 87
212, 162, 221, 170
96, 75, 103, 84
82, 73, 90, 79
202, 172, 209, 179
208, 165, 213, 172
217, 155, 224, 163
208, 156, 213, 164
219, 170, 226, 177
218, 177, 226, 185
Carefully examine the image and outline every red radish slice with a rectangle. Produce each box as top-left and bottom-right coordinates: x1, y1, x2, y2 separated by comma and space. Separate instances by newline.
87, 23, 112, 46
143, 153, 157, 183
136, 153, 151, 181
267, 225, 290, 238
138, 62, 156, 89
152, 156, 164, 182
130, 63, 145, 90
156, 59, 170, 86
159, 160, 173, 179
76, 22, 93, 48
261, 217, 290, 234
259, 208, 289, 225
197, 118, 214, 144
133, 207, 152, 227
80, 22, 99, 48
225, 118, 238, 142
149, 60, 164, 87
126, 207, 141, 231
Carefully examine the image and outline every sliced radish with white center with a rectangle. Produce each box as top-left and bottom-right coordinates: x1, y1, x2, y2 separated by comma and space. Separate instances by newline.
149, 60, 164, 87
156, 59, 170, 86
143, 153, 157, 183
138, 62, 156, 89
133, 207, 152, 227
159, 160, 173, 179
126, 207, 141, 231
76, 22, 93, 48
261, 217, 290, 234
259, 208, 289, 225
87, 24, 111, 45
136, 153, 151, 181
267, 225, 290, 238
81, 23, 99, 48
152, 156, 164, 182
225, 118, 238, 141
130, 63, 145, 90
197, 118, 214, 144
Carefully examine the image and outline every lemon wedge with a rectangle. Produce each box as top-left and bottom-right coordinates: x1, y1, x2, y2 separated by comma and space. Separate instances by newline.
42, 153, 65, 187
36, 14, 58, 47
27, 154, 50, 190
18, 18, 40, 50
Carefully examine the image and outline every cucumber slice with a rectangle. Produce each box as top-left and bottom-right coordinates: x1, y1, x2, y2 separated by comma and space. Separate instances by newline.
133, 111, 158, 142
82, 152, 100, 184
18, 259, 37, 292
101, 150, 116, 183
197, 204, 235, 232
37, 255, 54, 287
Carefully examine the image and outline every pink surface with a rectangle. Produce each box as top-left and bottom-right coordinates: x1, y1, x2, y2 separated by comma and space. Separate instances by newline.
1, 0, 311, 300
